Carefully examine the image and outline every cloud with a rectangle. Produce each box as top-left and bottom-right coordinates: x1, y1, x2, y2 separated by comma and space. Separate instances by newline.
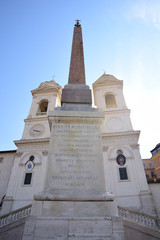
126, 0, 160, 29
124, 82, 160, 158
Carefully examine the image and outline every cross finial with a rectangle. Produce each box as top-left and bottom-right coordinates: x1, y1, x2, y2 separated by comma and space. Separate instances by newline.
102, 69, 107, 75
75, 19, 81, 27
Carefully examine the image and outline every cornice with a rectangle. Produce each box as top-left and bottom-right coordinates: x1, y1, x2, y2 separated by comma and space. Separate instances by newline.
151, 152, 160, 161
25, 116, 48, 123
0, 150, 17, 154
92, 74, 123, 87
14, 138, 50, 147
32, 89, 60, 95
93, 82, 123, 89
101, 131, 140, 139
31, 81, 62, 96
104, 109, 130, 115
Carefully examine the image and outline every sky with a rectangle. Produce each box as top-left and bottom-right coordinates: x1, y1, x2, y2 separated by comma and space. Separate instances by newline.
0, 0, 160, 158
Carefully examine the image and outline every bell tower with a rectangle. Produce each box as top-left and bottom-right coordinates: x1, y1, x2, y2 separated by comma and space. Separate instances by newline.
93, 73, 156, 216
93, 73, 133, 133
21, 80, 61, 140
2, 80, 62, 214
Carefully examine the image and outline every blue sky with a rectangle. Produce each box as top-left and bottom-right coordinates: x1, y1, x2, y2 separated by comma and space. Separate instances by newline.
0, 0, 160, 158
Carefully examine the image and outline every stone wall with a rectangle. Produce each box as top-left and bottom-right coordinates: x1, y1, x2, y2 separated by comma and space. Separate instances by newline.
123, 220, 160, 240
0, 218, 25, 240
0, 151, 15, 215
149, 183, 160, 217
0, 204, 31, 240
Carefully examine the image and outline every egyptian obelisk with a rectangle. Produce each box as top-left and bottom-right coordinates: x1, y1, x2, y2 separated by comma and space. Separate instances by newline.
37, 20, 113, 202
61, 19, 92, 105
22, 21, 124, 240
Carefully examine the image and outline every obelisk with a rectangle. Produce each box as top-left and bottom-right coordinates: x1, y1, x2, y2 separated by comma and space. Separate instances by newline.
34, 20, 115, 205
36, 20, 114, 203
61, 20, 92, 105
22, 21, 124, 240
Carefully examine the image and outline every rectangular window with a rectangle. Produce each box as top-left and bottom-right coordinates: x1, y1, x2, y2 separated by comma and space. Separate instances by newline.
119, 168, 128, 180
151, 171, 155, 178
24, 173, 32, 185
152, 150, 157, 156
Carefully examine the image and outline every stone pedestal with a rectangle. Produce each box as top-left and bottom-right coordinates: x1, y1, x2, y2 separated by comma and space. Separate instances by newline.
22, 105, 124, 240
31, 200, 118, 218
61, 84, 92, 104
23, 215, 124, 240
36, 105, 111, 202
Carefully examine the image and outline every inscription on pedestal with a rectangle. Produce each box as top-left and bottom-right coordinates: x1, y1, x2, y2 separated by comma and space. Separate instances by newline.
47, 123, 105, 192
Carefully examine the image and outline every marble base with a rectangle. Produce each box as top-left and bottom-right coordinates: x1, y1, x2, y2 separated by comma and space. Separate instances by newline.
22, 215, 124, 240
34, 188, 115, 201
41, 107, 108, 202
31, 199, 118, 218
22, 103, 125, 239
61, 84, 92, 105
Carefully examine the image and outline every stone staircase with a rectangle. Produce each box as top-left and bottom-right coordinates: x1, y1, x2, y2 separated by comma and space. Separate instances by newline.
0, 204, 160, 240
0, 204, 32, 228
118, 206, 160, 240
117, 206, 160, 232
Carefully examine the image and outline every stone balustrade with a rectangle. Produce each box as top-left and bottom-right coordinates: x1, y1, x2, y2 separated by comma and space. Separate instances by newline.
118, 206, 160, 231
0, 204, 32, 228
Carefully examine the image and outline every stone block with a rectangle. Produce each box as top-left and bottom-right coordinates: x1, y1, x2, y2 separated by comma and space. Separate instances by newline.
68, 238, 111, 240
34, 218, 68, 238
22, 215, 125, 240
22, 233, 34, 240
34, 238, 67, 240
69, 218, 112, 237
112, 233, 125, 240
31, 201, 42, 216
112, 216, 124, 232
36, 200, 117, 218
23, 216, 36, 235
39, 109, 110, 202
61, 88, 92, 104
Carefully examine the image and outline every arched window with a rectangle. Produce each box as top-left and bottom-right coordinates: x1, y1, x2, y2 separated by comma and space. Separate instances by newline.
37, 100, 48, 115
105, 94, 117, 108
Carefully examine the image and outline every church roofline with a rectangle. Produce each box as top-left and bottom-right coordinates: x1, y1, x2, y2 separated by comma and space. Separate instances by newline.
92, 74, 123, 106
0, 150, 17, 153
31, 80, 62, 95
92, 74, 123, 87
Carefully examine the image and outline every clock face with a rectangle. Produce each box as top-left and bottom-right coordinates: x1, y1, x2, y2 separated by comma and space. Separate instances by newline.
30, 124, 45, 137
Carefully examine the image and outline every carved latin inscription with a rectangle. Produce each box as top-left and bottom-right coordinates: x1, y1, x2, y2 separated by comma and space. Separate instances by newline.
47, 123, 104, 191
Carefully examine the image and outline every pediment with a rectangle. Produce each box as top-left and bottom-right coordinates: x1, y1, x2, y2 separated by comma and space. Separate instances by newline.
32, 80, 62, 95
93, 74, 123, 87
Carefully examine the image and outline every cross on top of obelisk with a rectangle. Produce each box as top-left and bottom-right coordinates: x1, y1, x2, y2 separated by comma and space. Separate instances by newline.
61, 21, 92, 105
75, 19, 81, 27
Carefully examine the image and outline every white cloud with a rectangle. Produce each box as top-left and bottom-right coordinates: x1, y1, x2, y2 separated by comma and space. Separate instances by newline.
124, 81, 160, 158
126, 0, 160, 29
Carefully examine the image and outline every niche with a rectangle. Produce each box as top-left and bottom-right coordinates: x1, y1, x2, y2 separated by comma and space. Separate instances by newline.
105, 93, 117, 108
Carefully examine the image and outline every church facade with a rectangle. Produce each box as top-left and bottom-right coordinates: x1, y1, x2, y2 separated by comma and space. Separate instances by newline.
0, 75, 157, 217
0, 22, 158, 220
